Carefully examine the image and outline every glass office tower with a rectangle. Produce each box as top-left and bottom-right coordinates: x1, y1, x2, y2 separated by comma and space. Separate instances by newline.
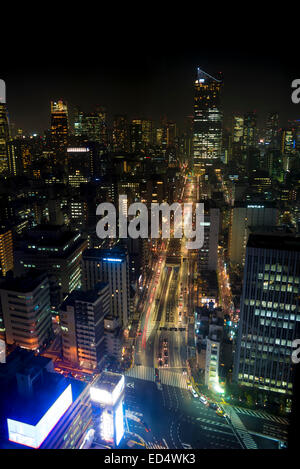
234, 233, 300, 397
193, 67, 223, 169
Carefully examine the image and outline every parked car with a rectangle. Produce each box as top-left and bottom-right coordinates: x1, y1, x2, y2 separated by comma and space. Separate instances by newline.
200, 396, 208, 406
209, 402, 218, 410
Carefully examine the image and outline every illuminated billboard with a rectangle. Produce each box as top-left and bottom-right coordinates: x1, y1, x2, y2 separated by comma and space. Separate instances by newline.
114, 401, 124, 446
90, 375, 124, 406
0, 339, 5, 363
7, 384, 73, 448
100, 410, 114, 443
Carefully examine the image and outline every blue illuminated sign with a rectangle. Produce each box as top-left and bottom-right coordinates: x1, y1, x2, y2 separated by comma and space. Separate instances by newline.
102, 258, 122, 263
7, 384, 73, 448
114, 401, 124, 446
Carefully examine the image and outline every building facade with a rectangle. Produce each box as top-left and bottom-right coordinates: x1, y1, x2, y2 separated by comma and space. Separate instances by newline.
228, 202, 278, 266
193, 68, 223, 169
234, 233, 300, 396
0, 228, 13, 278
60, 282, 110, 369
0, 272, 52, 350
14, 225, 88, 310
82, 248, 130, 327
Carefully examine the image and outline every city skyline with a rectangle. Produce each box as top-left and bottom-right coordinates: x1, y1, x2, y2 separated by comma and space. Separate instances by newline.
1, 37, 300, 451
3, 51, 299, 135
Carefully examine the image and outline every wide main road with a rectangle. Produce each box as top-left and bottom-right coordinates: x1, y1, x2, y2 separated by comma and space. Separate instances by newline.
133, 174, 197, 373
151, 174, 198, 372
134, 253, 172, 368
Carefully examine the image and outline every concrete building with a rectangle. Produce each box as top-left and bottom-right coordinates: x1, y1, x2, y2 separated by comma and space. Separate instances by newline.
104, 316, 123, 362
205, 319, 223, 389
82, 247, 130, 327
14, 225, 88, 310
0, 348, 92, 449
60, 282, 110, 369
228, 202, 278, 266
198, 203, 220, 272
0, 228, 13, 278
0, 271, 52, 351
90, 371, 125, 447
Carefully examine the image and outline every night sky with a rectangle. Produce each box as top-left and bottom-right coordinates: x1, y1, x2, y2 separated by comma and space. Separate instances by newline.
2, 15, 299, 134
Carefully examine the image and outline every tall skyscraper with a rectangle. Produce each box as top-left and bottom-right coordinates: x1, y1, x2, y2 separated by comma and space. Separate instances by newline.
166, 121, 177, 147
234, 233, 300, 397
7, 138, 33, 176
0, 102, 9, 173
281, 128, 294, 156
74, 107, 108, 147
193, 67, 223, 169
129, 119, 153, 153
232, 115, 244, 143
96, 105, 108, 147
141, 119, 153, 148
112, 115, 128, 152
50, 100, 69, 149
242, 111, 257, 150
82, 247, 130, 327
265, 112, 279, 147
129, 119, 143, 153
231, 115, 244, 162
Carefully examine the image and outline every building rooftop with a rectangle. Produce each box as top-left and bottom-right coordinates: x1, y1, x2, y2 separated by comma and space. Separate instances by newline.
247, 233, 300, 252
0, 348, 52, 382
0, 349, 87, 439
5, 372, 70, 426
93, 371, 123, 393
19, 225, 82, 248
60, 282, 108, 309
248, 225, 295, 235
233, 200, 277, 208
0, 271, 48, 293
83, 246, 127, 261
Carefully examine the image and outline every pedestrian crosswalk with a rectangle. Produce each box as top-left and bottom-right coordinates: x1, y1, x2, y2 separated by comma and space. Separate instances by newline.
231, 406, 289, 425
126, 409, 143, 422
159, 369, 188, 389
195, 416, 230, 429
125, 366, 188, 389
125, 365, 155, 382
224, 407, 257, 449
147, 442, 169, 449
